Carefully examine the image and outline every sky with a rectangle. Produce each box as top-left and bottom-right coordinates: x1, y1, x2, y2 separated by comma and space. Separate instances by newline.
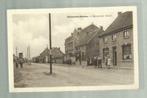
12, 10, 119, 58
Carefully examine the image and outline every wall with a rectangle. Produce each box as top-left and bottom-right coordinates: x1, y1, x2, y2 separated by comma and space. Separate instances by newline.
100, 28, 133, 68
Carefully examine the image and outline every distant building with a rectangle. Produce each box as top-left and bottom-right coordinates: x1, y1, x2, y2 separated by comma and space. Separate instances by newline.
64, 27, 82, 64
65, 36, 74, 57
39, 47, 50, 63
51, 47, 64, 64
33, 47, 64, 64
32, 56, 40, 63
99, 11, 133, 68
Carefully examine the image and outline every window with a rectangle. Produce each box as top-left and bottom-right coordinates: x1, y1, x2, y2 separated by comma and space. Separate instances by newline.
123, 30, 129, 38
103, 37, 108, 43
122, 44, 132, 60
112, 34, 117, 41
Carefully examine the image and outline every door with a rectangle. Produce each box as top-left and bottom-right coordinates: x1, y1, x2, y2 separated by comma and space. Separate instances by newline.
112, 46, 117, 66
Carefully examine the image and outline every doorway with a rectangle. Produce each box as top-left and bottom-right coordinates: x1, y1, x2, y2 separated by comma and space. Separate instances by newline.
112, 46, 117, 66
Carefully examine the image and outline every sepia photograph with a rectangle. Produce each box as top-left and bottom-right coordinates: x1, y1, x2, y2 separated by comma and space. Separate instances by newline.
7, 6, 139, 92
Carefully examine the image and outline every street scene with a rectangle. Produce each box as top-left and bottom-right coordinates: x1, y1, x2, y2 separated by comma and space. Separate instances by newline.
8, 7, 138, 90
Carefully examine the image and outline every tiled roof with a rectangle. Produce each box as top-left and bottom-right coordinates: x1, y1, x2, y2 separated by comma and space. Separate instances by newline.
39, 47, 64, 58
100, 11, 133, 36
65, 36, 73, 42
51, 47, 64, 58
77, 24, 100, 46
40, 48, 49, 56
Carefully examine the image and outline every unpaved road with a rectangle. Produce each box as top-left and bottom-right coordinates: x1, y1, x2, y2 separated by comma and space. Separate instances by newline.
14, 63, 134, 87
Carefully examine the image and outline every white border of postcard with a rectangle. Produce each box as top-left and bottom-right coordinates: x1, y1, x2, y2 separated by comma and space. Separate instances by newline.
7, 6, 139, 92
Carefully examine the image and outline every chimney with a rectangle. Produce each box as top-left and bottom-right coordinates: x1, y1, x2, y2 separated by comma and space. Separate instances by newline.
77, 27, 82, 31
77, 27, 82, 35
118, 12, 122, 16
100, 26, 103, 30
71, 33, 73, 36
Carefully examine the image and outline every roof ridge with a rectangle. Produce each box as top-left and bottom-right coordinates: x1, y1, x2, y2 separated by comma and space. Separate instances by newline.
100, 11, 133, 36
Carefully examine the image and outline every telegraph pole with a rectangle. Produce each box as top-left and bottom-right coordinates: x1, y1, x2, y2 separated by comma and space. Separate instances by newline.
16, 47, 18, 57
49, 13, 52, 74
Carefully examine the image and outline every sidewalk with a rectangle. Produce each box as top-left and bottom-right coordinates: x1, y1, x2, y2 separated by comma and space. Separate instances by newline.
74, 60, 133, 70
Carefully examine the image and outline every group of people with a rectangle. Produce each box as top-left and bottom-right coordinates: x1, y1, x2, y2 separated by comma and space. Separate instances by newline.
87, 56, 102, 68
13, 55, 24, 68
65, 53, 112, 69
87, 55, 112, 69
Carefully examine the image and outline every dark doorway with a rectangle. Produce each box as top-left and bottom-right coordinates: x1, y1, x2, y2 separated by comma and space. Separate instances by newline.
112, 46, 117, 66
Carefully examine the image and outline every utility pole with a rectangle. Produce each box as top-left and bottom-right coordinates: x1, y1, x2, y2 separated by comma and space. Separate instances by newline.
16, 47, 18, 57
49, 13, 52, 74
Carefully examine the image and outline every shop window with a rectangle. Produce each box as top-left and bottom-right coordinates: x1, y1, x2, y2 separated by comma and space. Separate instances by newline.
122, 44, 132, 60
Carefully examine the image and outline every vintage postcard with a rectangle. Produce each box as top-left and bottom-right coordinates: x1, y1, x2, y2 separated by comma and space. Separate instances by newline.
7, 6, 139, 92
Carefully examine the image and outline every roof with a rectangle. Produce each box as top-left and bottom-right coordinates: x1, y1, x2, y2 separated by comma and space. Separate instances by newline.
40, 48, 49, 57
39, 47, 64, 58
87, 29, 104, 44
100, 11, 133, 36
65, 36, 73, 42
51, 47, 64, 58
77, 24, 101, 46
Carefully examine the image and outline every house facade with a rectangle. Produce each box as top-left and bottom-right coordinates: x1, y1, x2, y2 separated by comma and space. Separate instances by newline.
51, 47, 64, 64
75, 24, 102, 65
86, 26, 104, 65
39, 48, 50, 63
99, 11, 133, 68
64, 28, 82, 64
65, 36, 74, 62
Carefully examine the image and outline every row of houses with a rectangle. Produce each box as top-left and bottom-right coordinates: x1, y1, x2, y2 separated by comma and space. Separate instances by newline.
64, 11, 133, 68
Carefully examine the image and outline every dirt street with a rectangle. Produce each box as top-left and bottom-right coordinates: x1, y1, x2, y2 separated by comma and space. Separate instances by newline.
14, 63, 134, 87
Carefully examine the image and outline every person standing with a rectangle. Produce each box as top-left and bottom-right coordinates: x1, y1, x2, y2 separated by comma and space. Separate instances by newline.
107, 56, 111, 69
19, 57, 24, 68
79, 53, 81, 65
87, 57, 90, 66
18, 53, 24, 68
105, 56, 108, 68
98, 56, 102, 68
93, 56, 97, 68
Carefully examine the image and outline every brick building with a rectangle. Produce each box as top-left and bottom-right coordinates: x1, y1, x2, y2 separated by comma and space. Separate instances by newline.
86, 26, 104, 65
64, 28, 82, 64
99, 11, 133, 68
75, 24, 102, 65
